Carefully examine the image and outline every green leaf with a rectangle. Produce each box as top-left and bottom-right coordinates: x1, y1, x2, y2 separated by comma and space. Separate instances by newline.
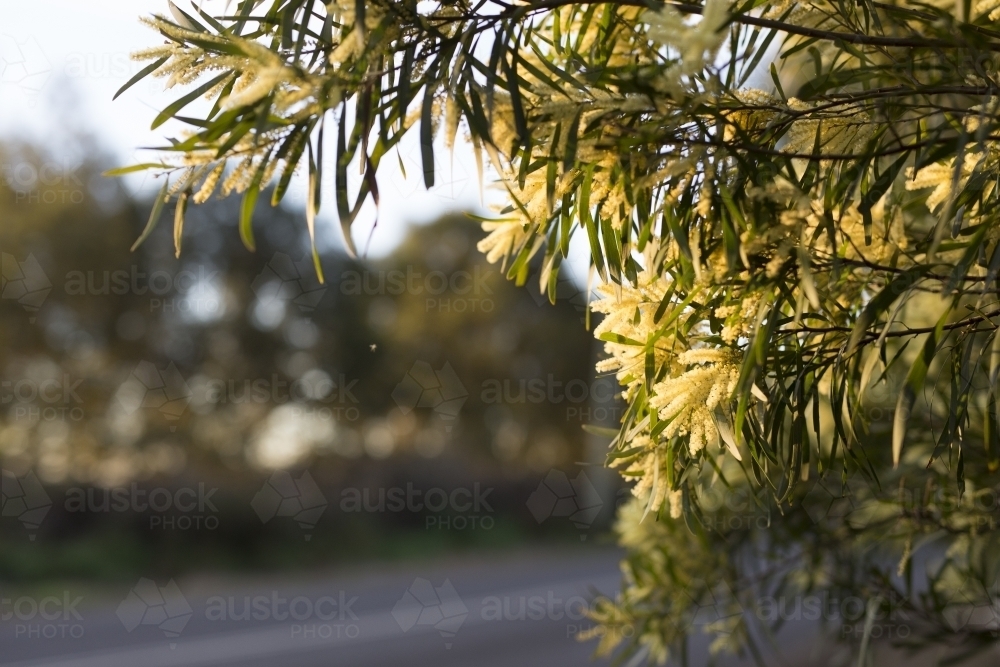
892, 311, 948, 467
858, 152, 909, 240
420, 83, 436, 189
599, 332, 644, 346
240, 153, 272, 252
271, 125, 311, 206
114, 57, 168, 101
846, 268, 926, 357
168, 0, 207, 32
398, 45, 414, 124
354, 0, 366, 47
600, 216, 622, 283
563, 107, 583, 173
306, 140, 325, 283
580, 167, 606, 281
103, 162, 171, 177
173, 192, 189, 258
335, 109, 359, 257
151, 72, 231, 130
581, 425, 619, 438
131, 179, 170, 252
502, 53, 527, 153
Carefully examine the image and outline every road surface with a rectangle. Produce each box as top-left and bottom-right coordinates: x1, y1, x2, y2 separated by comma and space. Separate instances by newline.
0, 547, 623, 667
3, 546, 997, 666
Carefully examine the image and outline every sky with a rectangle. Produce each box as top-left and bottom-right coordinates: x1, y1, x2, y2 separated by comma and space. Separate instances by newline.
0, 0, 490, 258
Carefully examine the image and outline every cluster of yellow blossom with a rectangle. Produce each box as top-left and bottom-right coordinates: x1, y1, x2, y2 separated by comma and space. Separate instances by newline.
645, 0, 730, 87
133, 4, 384, 202
476, 218, 530, 265
740, 176, 908, 276
781, 98, 876, 159
721, 89, 778, 142
980, 0, 1000, 21
906, 151, 995, 213
650, 349, 741, 456
590, 270, 675, 395
614, 435, 668, 515
715, 293, 761, 344
611, 434, 685, 517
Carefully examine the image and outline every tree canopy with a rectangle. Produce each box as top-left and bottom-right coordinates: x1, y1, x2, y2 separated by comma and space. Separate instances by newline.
119, 0, 1000, 663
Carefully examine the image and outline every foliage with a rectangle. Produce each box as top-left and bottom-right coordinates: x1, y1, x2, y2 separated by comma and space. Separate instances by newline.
120, 0, 1000, 662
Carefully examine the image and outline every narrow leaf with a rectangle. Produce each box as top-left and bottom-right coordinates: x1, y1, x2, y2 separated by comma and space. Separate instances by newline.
114, 57, 168, 101
152, 72, 230, 130
131, 179, 170, 252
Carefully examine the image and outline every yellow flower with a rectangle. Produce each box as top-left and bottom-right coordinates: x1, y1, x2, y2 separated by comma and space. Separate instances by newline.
650, 350, 740, 455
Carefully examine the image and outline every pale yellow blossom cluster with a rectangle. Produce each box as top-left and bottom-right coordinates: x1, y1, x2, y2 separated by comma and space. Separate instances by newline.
194, 162, 225, 204
132, 6, 373, 200
612, 434, 672, 516
650, 349, 740, 455
645, 0, 730, 76
782, 99, 875, 159
906, 151, 995, 213
476, 219, 530, 265
586, 259, 747, 513
716, 293, 761, 344
590, 270, 675, 394
759, 0, 828, 24
722, 89, 777, 142
741, 177, 908, 276
134, 18, 330, 120
481, 93, 654, 242
975, 0, 1000, 16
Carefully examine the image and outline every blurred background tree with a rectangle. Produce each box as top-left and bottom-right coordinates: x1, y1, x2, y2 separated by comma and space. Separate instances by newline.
1, 137, 619, 581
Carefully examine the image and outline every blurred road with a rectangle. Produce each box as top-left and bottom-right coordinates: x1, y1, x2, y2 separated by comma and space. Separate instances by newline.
5, 546, 998, 667
0, 548, 623, 667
